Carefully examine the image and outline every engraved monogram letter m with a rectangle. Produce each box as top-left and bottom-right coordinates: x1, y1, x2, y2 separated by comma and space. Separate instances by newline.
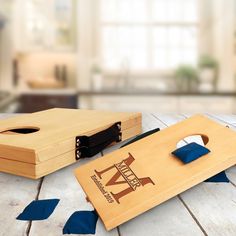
95, 153, 154, 203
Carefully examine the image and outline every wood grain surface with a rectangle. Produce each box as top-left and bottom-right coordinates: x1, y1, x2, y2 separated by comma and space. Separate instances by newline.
0, 108, 141, 178
75, 115, 236, 230
0, 113, 236, 236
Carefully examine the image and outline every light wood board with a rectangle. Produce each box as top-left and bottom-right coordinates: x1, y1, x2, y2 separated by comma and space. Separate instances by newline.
75, 114, 236, 230
0, 108, 141, 178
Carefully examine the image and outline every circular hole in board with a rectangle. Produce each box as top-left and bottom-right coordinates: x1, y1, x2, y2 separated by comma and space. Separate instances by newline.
0, 126, 40, 135
176, 134, 209, 148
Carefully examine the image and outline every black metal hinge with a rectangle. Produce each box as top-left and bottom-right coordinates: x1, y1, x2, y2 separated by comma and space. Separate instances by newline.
75, 122, 122, 160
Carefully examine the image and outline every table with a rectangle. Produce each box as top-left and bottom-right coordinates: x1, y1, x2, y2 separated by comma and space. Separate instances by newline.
1, 113, 236, 236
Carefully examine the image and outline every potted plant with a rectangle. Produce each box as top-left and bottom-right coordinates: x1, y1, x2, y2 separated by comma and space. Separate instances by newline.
198, 55, 218, 91
175, 65, 198, 92
91, 63, 103, 91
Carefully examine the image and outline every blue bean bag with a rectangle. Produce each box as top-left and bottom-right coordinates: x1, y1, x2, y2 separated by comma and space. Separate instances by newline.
16, 199, 60, 221
63, 210, 98, 235
205, 171, 229, 183
172, 142, 210, 164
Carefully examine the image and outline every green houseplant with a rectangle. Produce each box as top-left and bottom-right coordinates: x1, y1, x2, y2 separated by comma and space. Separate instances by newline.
175, 65, 198, 91
198, 55, 218, 91
198, 55, 218, 68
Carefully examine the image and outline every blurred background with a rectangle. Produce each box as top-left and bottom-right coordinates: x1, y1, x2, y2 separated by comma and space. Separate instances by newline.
0, 0, 235, 113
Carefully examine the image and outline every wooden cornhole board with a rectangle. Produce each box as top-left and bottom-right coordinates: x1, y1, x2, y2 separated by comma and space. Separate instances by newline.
0, 108, 141, 179
75, 114, 236, 231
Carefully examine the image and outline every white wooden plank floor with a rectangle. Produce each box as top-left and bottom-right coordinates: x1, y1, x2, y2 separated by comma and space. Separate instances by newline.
0, 113, 236, 236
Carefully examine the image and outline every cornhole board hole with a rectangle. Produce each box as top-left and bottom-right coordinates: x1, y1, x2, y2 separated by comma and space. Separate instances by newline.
0, 108, 141, 179
75, 114, 236, 231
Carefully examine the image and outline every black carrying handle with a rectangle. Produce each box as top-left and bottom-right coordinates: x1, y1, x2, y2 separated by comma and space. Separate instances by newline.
120, 127, 160, 148
75, 122, 121, 159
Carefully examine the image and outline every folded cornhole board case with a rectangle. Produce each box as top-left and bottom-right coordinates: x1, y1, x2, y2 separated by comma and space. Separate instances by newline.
75, 115, 236, 230
0, 108, 141, 179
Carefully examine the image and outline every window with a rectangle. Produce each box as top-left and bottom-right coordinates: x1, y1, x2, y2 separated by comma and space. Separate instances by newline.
99, 0, 198, 73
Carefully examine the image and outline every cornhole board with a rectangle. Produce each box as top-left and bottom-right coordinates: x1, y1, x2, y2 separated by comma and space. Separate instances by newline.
75, 114, 236, 231
0, 108, 141, 179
